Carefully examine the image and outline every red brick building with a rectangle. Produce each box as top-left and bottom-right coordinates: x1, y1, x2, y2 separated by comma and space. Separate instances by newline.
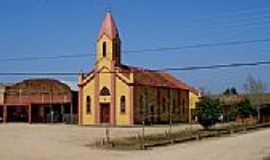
0, 79, 77, 123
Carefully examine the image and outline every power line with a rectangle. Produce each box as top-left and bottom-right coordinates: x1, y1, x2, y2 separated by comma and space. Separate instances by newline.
0, 53, 94, 62
1, 38, 270, 62
0, 73, 79, 76
0, 60, 269, 76
2, 16, 267, 63
179, 14, 270, 32
178, 7, 270, 27
124, 38, 270, 54
154, 8, 270, 33
188, 7, 270, 22
195, 16, 270, 31
161, 60, 270, 71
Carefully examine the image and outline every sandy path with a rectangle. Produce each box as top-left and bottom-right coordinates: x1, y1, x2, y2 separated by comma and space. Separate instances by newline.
0, 124, 269, 160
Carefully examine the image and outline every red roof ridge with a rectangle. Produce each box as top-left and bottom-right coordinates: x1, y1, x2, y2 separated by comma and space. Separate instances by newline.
119, 65, 195, 90
159, 72, 190, 90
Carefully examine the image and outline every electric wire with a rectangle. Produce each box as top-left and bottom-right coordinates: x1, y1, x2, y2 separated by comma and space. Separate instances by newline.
0, 60, 269, 76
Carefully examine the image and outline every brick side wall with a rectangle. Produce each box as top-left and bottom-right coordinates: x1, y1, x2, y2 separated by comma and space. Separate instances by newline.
3, 79, 72, 105
134, 85, 189, 124
5, 95, 71, 105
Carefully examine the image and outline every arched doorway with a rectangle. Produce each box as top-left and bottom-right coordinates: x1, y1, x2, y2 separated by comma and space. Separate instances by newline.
100, 87, 111, 123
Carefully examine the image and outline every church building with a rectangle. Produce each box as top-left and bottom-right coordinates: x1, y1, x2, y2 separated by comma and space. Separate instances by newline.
78, 12, 200, 126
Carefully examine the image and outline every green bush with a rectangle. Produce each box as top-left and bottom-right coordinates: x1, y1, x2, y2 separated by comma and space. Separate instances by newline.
239, 99, 255, 117
228, 108, 238, 121
196, 97, 222, 129
232, 98, 256, 119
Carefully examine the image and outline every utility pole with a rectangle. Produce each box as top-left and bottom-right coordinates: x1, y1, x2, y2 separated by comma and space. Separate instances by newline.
141, 94, 146, 150
169, 90, 173, 141
50, 88, 53, 123
256, 106, 261, 123
70, 96, 73, 124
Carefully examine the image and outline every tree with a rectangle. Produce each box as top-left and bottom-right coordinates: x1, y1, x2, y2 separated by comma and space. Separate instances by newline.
223, 88, 231, 96
229, 98, 256, 121
237, 99, 255, 118
244, 75, 267, 95
244, 75, 267, 105
196, 97, 222, 129
231, 87, 238, 95
223, 87, 238, 96
243, 75, 267, 120
237, 98, 255, 118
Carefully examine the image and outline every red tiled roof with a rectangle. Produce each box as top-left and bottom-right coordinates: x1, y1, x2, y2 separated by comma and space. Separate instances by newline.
97, 12, 119, 40
119, 65, 191, 90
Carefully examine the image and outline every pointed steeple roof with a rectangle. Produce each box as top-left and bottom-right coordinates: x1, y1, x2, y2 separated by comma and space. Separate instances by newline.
97, 12, 119, 40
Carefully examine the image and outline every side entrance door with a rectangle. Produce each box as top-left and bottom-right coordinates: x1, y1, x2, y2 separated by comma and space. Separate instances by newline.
100, 104, 110, 123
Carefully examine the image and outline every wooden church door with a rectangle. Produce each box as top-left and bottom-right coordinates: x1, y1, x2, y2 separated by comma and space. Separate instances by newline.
100, 104, 110, 123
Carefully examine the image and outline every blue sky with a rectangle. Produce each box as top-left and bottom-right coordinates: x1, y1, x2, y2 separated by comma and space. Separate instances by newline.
0, 0, 270, 93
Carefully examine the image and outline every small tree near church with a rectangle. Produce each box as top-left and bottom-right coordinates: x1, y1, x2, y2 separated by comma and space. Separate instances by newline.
196, 96, 222, 129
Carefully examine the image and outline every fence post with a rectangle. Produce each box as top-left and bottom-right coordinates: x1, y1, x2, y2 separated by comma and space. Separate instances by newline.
142, 119, 145, 150
105, 124, 110, 144
169, 90, 174, 144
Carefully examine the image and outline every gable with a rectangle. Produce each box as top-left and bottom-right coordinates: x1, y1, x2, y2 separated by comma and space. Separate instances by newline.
80, 66, 110, 87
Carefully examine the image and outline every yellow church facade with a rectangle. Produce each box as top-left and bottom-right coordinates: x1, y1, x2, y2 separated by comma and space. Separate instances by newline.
78, 12, 200, 126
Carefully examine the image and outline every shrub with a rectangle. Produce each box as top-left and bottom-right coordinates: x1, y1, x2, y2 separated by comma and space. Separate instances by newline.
196, 97, 222, 129
236, 98, 256, 118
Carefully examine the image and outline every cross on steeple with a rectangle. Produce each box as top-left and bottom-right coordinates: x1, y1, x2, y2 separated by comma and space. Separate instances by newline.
103, 0, 113, 13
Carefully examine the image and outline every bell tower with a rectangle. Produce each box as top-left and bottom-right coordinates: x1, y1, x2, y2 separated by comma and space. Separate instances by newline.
96, 12, 121, 66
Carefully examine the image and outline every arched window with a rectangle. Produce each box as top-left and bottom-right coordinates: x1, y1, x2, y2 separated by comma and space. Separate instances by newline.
120, 96, 126, 113
102, 42, 107, 57
86, 96, 91, 114
100, 87, 110, 96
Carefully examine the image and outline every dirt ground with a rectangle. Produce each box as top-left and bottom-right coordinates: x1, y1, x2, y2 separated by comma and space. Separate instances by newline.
0, 124, 269, 160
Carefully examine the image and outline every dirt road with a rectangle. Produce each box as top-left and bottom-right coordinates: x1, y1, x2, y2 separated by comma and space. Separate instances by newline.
0, 124, 269, 160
